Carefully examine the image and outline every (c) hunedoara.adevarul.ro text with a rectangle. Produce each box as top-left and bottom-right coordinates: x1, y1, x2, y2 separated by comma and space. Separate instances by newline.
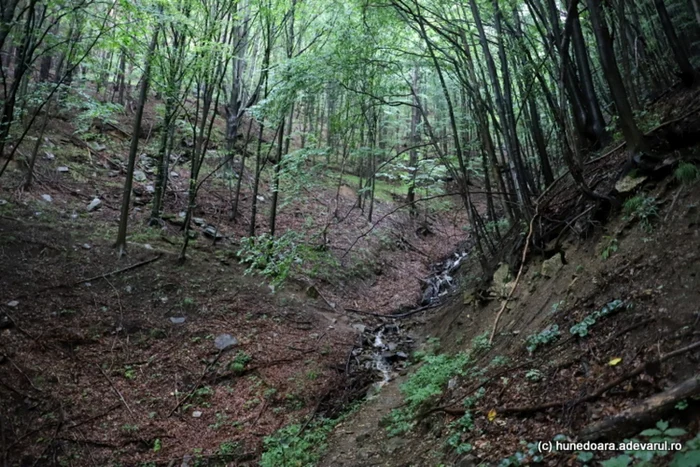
537, 440, 683, 453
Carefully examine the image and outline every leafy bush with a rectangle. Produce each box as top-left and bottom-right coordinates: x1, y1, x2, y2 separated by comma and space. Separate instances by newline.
238, 231, 302, 290
525, 325, 560, 354
623, 194, 658, 232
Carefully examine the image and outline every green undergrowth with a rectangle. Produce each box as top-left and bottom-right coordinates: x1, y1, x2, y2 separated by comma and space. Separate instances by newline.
260, 402, 361, 467
383, 333, 491, 437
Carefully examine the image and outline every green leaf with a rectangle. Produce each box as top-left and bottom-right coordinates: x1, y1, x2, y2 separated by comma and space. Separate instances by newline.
640, 428, 663, 437
577, 451, 594, 462
664, 428, 688, 437
671, 451, 700, 467
656, 420, 670, 431
601, 455, 632, 467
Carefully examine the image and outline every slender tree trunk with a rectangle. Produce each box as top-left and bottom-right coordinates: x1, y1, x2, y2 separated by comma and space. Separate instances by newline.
654, 0, 695, 86
115, 26, 159, 257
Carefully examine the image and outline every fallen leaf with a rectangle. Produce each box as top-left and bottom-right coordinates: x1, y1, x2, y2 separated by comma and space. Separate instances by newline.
609, 357, 622, 366
487, 409, 497, 422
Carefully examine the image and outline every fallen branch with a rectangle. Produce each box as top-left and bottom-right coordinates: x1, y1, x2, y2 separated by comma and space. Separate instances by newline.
500, 340, 700, 415
97, 365, 134, 416
75, 254, 162, 286
580, 374, 700, 441
489, 212, 537, 345
169, 350, 224, 416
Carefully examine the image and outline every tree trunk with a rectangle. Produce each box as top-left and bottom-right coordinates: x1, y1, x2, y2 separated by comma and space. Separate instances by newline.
585, 0, 649, 153
115, 26, 159, 257
654, 0, 695, 86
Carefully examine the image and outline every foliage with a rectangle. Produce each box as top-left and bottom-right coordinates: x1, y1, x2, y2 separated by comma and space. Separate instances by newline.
570, 299, 628, 337
601, 421, 696, 467
525, 325, 560, 355
260, 419, 334, 467
601, 236, 619, 260
238, 232, 303, 290
623, 194, 659, 232
674, 162, 700, 185
525, 369, 542, 382
229, 352, 252, 374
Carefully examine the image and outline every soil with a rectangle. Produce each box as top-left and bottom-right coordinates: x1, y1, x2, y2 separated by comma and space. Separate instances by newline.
2, 84, 700, 467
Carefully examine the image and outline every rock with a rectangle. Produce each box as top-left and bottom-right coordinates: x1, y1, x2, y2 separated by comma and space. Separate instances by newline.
0, 314, 13, 329
144, 244, 153, 250
133, 170, 147, 182
396, 351, 408, 360
90, 142, 106, 152
82, 243, 91, 250
86, 198, 102, 212
352, 324, 366, 333
192, 411, 202, 418
108, 170, 119, 177
541, 253, 564, 278
170, 317, 186, 324
203, 226, 223, 239
256, 195, 265, 202
57, 166, 69, 173
615, 173, 647, 193
0, 200, 7, 206
6, 301, 19, 307
491, 263, 511, 298
214, 334, 238, 350
44, 151, 55, 160
387, 342, 398, 351
145, 185, 155, 194
170, 171, 179, 178
41, 194, 52, 202
193, 217, 205, 226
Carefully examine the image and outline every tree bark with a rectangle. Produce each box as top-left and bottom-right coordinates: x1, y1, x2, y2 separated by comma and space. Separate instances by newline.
115, 26, 159, 257
585, 0, 649, 153
653, 0, 695, 86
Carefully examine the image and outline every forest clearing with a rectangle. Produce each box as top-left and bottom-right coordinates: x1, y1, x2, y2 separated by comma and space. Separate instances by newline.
1, 0, 700, 465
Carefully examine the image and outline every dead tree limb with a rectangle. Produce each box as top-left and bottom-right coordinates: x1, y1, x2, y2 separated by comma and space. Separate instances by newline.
580, 374, 700, 441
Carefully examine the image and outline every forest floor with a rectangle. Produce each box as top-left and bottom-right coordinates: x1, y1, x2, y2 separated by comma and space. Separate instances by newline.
2, 86, 700, 467
320, 86, 700, 466
0, 99, 467, 466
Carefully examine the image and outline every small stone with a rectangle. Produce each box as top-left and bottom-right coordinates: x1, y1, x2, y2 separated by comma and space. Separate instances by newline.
170, 317, 186, 324
82, 243, 91, 250
86, 198, 102, 212
192, 411, 202, 418
396, 351, 408, 360
57, 166, 69, 173
193, 217, 206, 226
0, 200, 7, 206
41, 194, 52, 202
256, 195, 265, 202
44, 152, 55, 160
108, 171, 119, 177
170, 171, 179, 178
125, 286, 132, 293
352, 324, 366, 333
133, 170, 147, 182
214, 334, 238, 350
7, 301, 19, 307
203, 226, 223, 239
145, 185, 155, 194
144, 244, 154, 250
